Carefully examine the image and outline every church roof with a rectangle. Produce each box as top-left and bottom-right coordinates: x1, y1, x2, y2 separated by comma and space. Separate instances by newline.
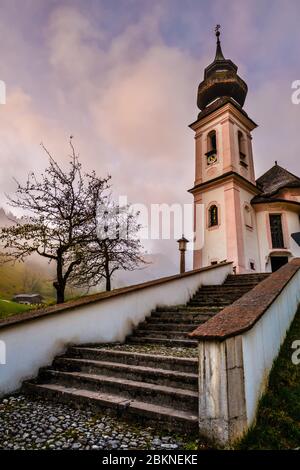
252, 163, 300, 203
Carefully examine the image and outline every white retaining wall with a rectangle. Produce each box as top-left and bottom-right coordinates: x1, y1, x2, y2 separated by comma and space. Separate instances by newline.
0, 263, 232, 396
242, 268, 300, 424
196, 260, 300, 444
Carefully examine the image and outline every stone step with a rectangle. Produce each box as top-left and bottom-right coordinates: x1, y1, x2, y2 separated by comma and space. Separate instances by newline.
145, 314, 214, 324
36, 370, 198, 412
197, 285, 252, 291
154, 305, 221, 313
224, 275, 269, 284
151, 308, 220, 315
127, 336, 198, 348
67, 347, 198, 373
53, 357, 198, 390
195, 287, 251, 293
224, 280, 266, 285
138, 322, 199, 331
188, 300, 231, 307
195, 290, 251, 297
190, 299, 240, 306
227, 273, 269, 279
191, 294, 242, 301
226, 274, 269, 279
23, 382, 198, 432
132, 330, 192, 340
189, 296, 232, 301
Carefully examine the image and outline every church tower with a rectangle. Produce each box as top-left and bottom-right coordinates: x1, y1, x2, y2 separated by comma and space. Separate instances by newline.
189, 27, 261, 273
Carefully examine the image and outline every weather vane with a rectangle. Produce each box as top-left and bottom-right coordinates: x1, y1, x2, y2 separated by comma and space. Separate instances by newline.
215, 24, 221, 37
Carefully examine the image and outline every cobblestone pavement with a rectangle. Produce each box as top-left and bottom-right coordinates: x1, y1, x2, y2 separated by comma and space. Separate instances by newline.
0, 395, 203, 450
96, 343, 198, 358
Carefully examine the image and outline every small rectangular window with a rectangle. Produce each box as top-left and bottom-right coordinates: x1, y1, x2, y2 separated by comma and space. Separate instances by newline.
269, 214, 284, 249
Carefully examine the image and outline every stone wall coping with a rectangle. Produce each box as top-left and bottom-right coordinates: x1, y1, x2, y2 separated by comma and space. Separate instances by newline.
190, 258, 300, 341
0, 261, 232, 331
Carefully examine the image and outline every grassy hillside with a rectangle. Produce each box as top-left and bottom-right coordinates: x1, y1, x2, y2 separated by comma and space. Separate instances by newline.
0, 299, 32, 320
235, 308, 300, 449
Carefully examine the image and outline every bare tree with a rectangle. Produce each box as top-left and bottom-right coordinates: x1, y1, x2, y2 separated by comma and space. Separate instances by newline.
70, 198, 146, 291
0, 138, 110, 303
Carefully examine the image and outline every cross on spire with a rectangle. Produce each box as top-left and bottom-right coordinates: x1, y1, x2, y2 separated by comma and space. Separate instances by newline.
214, 24, 225, 61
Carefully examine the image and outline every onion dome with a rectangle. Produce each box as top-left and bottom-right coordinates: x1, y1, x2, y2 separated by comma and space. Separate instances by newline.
197, 26, 248, 111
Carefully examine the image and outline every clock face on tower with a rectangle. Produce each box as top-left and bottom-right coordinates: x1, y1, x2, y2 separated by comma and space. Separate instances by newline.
207, 154, 218, 165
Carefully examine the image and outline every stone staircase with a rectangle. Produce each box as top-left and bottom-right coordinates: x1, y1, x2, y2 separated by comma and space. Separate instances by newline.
23, 273, 269, 431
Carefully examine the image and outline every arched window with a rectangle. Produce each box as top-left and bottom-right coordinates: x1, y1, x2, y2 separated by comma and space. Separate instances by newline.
208, 130, 217, 153
238, 131, 248, 168
206, 130, 217, 165
209, 204, 219, 227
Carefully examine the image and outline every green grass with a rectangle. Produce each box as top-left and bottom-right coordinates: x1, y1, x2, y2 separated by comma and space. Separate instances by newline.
0, 299, 32, 320
235, 308, 300, 450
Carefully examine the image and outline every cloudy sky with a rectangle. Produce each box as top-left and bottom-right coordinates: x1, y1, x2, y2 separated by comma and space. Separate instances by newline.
0, 0, 299, 276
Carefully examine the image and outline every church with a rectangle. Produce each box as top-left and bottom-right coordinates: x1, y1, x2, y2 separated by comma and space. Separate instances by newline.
2, 24, 300, 448
190, 27, 300, 274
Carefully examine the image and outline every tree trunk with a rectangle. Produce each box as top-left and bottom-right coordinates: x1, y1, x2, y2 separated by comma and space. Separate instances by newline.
104, 243, 111, 291
105, 261, 111, 291
54, 252, 65, 304
54, 283, 65, 304
105, 275, 111, 291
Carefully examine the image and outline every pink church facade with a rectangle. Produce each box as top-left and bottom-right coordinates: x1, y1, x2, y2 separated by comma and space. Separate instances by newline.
190, 30, 300, 273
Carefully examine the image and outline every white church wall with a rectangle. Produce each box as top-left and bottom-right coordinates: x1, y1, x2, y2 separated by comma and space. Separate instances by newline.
201, 187, 227, 265
256, 207, 300, 272
286, 210, 300, 256
256, 209, 272, 272
0, 263, 232, 396
239, 187, 261, 271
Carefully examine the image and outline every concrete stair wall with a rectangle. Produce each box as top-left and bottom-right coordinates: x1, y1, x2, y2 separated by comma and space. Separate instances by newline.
23, 272, 270, 432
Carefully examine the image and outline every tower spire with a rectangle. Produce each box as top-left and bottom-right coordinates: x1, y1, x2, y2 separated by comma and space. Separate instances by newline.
214, 24, 225, 61
197, 25, 248, 110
